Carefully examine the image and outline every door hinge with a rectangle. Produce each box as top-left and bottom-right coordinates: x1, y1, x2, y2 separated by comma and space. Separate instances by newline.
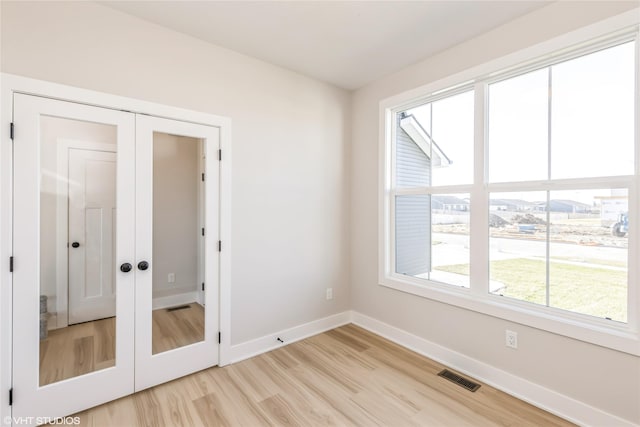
201, 282, 205, 291
218, 241, 222, 252
218, 149, 222, 161
218, 332, 221, 344
9, 256, 13, 273
9, 388, 12, 406
201, 172, 205, 182
10, 123, 14, 140
201, 228, 205, 236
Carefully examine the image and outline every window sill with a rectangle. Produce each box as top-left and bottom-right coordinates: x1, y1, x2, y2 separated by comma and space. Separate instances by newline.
379, 274, 640, 356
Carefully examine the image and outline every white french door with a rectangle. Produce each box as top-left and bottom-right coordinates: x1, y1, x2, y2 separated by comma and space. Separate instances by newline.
134, 115, 220, 391
12, 94, 136, 420
12, 94, 220, 423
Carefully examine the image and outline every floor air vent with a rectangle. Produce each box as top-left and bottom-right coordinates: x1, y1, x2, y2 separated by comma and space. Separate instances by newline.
167, 305, 191, 312
437, 369, 481, 392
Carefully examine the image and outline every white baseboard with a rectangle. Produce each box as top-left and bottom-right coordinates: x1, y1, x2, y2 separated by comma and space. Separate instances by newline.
228, 311, 352, 364
351, 311, 637, 427
152, 291, 198, 310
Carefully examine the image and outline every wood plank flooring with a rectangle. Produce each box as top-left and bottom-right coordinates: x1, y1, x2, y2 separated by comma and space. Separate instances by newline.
40, 303, 205, 385
40, 317, 116, 386
73, 324, 574, 426
153, 303, 205, 354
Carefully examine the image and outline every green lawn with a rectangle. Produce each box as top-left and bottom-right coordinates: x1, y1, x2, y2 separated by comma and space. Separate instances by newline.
436, 258, 627, 322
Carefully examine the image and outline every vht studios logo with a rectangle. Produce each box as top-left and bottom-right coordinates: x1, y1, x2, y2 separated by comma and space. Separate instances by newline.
4, 416, 80, 425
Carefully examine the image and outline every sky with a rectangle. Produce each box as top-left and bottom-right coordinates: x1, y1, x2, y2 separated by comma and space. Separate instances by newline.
403, 40, 635, 206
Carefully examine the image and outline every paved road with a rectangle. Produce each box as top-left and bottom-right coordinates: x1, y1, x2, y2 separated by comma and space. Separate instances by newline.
432, 232, 627, 269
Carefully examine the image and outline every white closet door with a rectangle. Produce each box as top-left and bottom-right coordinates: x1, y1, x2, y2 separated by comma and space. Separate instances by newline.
134, 115, 220, 391
12, 94, 136, 421
67, 148, 117, 325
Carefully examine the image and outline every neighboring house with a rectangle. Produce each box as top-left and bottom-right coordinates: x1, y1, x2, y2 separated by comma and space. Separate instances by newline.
489, 199, 536, 212
395, 113, 451, 276
535, 199, 592, 213
432, 195, 469, 212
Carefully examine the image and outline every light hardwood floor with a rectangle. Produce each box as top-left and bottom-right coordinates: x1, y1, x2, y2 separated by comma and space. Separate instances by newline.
40, 317, 116, 386
72, 324, 574, 427
152, 303, 205, 354
40, 303, 205, 385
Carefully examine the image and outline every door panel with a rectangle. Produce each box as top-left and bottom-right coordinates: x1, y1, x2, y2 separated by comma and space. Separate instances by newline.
68, 149, 117, 324
13, 94, 135, 419
135, 115, 219, 391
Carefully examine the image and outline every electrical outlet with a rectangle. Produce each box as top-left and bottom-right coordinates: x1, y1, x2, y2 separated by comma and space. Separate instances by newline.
326, 288, 333, 300
505, 330, 518, 349
168, 273, 175, 284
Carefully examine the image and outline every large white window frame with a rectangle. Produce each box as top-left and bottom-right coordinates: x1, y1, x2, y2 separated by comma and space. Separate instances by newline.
379, 11, 640, 356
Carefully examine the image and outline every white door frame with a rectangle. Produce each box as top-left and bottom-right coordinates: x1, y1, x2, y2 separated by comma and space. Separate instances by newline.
0, 73, 233, 424
55, 140, 117, 330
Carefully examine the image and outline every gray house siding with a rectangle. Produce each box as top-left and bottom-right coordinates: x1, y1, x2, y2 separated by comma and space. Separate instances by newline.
395, 119, 431, 276
396, 121, 430, 187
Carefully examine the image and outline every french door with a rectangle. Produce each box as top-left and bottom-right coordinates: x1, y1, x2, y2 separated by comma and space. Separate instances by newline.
12, 94, 219, 422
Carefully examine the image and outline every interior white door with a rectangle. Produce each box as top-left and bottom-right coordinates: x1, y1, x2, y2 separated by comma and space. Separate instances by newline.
134, 115, 220, 391
68, 149, 117, 325
12, 94, 136, 421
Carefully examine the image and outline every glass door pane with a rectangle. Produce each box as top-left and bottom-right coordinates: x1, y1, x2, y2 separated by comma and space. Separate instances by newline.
39, 116, 118, 386
151, 132, 205, 354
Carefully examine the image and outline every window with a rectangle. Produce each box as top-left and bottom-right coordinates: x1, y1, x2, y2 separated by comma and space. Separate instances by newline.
381, 25, 639, 354
487, 42, 634, 323
394, 91, 473, 288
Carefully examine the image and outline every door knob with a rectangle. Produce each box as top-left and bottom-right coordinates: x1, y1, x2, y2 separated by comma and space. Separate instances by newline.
137, 261, 149, 271
71, 242, 80, 248
120, 263, 133, 273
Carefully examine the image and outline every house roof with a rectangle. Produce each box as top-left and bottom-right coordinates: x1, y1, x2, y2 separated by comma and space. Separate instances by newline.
535, 199, 592, 209
490, 199, 536, 207
399, 114, 451, 167
432, 195, 469, 206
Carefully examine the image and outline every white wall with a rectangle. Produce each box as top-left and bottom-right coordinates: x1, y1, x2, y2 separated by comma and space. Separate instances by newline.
350, 2, 639, 424
0, 1, 351, 345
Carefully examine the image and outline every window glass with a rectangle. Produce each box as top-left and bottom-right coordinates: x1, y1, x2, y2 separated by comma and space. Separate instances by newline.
548, 189, 628, 322
395, 194, 470, 288
489, 69, 549, 183
551, 42, 635, 179
397, 90, 474, 187
489, 191, 547, 304
489, 189, 629, 322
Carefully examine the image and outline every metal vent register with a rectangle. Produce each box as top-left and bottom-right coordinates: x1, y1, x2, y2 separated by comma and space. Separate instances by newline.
167, 305, 191, 312
437, 369, 481, 392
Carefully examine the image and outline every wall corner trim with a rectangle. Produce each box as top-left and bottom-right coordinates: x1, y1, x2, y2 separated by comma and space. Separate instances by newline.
351, 311, 638, 427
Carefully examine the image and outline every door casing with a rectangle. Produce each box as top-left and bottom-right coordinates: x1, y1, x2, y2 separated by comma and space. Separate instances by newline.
0, 73, 232, 425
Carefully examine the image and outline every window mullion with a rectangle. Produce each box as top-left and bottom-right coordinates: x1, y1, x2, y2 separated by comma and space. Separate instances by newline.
545, 66, 552, 308
470, 82, 489, 297
628, 32, 640, 331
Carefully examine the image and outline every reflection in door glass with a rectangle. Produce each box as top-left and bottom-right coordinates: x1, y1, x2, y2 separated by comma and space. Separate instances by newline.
152, 132, 205, 354
39, 116, 117, 386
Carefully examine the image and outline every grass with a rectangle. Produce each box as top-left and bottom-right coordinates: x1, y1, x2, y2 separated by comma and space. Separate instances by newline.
437, 258, 627, 322
545, 256, 627, 269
